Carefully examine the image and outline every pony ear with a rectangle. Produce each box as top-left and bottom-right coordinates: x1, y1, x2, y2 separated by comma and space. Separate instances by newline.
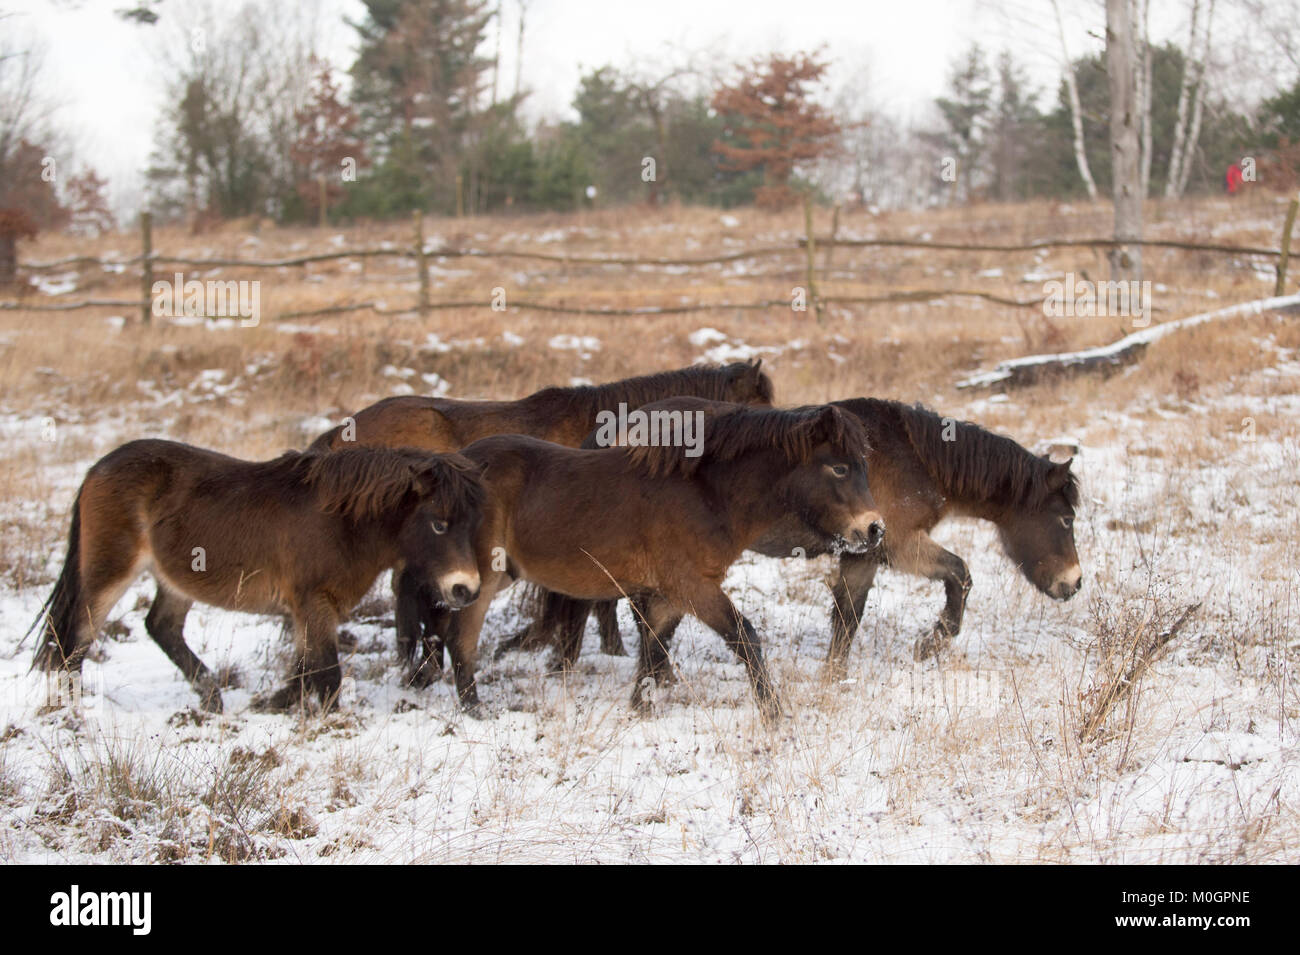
407, 460, 439, 500
1047, 459, 1074, 489
810, 405, 843, 444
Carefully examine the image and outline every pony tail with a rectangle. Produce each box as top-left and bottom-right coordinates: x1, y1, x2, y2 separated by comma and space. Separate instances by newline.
31, 490, 85, 672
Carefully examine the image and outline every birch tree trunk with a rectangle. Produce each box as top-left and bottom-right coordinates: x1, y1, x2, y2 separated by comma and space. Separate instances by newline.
1108, 0, 1143, 283
1138, 0, 1154, 197
1174, 0, 1217, 197
1052, 0, 1099, 200
1166, 0, 1201, 197
514, 0, 527, 99
491, 0, 501, 107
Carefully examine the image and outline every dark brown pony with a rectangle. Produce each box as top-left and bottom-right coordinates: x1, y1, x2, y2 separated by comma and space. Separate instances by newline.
308, 360, 773, 453
422, 401, 884, 723
29, 440, 485, 712
516, 398, 1081, 675
308, 361, 774, 667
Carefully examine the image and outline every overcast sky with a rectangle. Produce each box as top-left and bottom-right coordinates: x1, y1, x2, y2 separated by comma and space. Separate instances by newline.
6, 0, 1246, 212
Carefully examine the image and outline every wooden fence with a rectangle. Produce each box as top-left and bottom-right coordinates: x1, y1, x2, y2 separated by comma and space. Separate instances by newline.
5, 197, 1298, 324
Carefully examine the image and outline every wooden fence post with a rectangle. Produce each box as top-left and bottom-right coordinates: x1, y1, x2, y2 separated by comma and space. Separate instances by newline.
803, 193, 821, 323
824, 202, 840, 273
413, 210, 430, 315
1276, 197, 1298, 296
140, 211, 153, 326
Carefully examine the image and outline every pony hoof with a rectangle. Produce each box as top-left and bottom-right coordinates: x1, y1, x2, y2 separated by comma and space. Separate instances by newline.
404, 663, 440, 690
758, 697, 786, 728
460, 700, 488, 720
250, 685, 300, 712
913, 631, 948, 661
821, 664, 850, 684
545, 653, 577, 675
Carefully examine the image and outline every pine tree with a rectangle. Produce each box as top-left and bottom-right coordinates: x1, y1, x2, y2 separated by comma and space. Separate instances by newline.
349, 0, 495, 213
934, 45, 992, 201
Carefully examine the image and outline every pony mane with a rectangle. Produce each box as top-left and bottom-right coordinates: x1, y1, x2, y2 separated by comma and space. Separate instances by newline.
296, 447, 482, 522
527, 361, 773, 420
893, 402, 1079, 510
626, 404, 869, 478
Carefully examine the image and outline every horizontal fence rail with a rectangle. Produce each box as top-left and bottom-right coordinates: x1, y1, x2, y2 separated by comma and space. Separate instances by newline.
4, 200, 1296, 321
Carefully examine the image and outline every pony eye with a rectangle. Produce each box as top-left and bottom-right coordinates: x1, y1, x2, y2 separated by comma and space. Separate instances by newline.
1060, 516, 1073, 529
830, 464, 849, 478
431, 520, 449, 535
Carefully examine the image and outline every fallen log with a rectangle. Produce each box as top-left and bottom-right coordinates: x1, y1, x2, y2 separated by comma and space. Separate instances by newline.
956, 292, 1300, 390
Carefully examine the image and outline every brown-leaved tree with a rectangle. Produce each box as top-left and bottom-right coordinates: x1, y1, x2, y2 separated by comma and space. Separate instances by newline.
711, 52, 841, 209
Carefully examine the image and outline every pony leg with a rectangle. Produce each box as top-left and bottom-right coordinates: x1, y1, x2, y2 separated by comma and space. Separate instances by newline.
630, 595, 683, 713
595, 600, 626, 656
689, 588, 782, 726
145, 582, 222, 713
253, 596, 341, 712
890, 532, 972, 660
392, 568, 423, 667
824, 553, 880, 681
406, 596, 451, 689
492, 625, 532, 659
443, 581, 499, 715
550, 596, 595, 672
494, 588, 570, 660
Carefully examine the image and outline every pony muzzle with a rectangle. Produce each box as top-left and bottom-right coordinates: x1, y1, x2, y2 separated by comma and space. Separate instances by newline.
439, 570, 482, 609
1050, 563, 1083, 600
843, 511, 886, 553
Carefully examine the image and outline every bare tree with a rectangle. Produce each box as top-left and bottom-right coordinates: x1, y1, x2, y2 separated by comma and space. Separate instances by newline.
1108, 0, 1143, 282
1137, 0, 1154, 197
0, 19, 58, 207
514, 0, 527, 100
146, 0, 327, 224
1051, 0, 1099, 200
1166, 0, 1217, 198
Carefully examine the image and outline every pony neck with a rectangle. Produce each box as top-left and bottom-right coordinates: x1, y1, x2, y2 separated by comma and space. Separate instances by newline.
697, 449, 795, 548
939, 481, 1011, 523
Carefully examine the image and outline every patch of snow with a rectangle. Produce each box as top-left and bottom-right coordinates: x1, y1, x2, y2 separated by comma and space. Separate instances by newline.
688, 327, 728, 347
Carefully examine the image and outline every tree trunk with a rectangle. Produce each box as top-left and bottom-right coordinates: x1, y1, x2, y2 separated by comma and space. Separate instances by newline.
514, 0, 527, 99
1108, 0, 1143, 283
0, 234, 16, 286
1174, 0, 1217, 197
1165, 0, 1201, 197
491, 0, 501, 107
1138, 0, 1154, 197
1052, 0, 1099, 200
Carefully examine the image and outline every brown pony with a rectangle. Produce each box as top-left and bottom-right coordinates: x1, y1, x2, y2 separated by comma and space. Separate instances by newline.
29, 440, 485, 712
516, 398, 1081, 676
420, 401, 884, 724
307, 361, 774, 667
308, 360, 773, 453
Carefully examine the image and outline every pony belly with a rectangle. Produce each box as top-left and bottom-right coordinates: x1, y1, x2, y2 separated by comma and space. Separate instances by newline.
506, 534, 655, 602
152, 560, 288, 617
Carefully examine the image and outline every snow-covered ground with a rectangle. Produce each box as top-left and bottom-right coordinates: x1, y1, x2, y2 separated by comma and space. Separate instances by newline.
0, 351, 1296, 864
